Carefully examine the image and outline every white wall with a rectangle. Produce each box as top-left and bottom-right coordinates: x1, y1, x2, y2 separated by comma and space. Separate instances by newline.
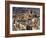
0, 0, 5, 37
6, 0, 45, 3
0, 0, 46, 38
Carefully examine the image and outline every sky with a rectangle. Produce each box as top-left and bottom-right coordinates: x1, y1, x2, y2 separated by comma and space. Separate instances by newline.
13, 7, 40, 15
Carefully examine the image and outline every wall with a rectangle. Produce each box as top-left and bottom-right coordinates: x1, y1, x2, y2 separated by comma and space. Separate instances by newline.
0, 0, 46, 38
